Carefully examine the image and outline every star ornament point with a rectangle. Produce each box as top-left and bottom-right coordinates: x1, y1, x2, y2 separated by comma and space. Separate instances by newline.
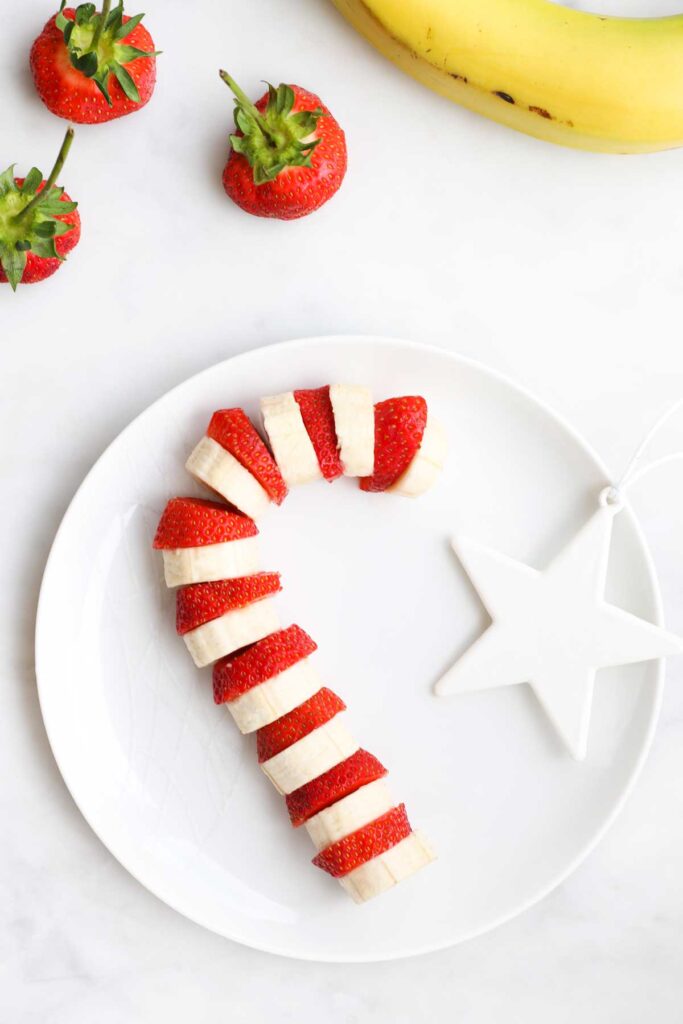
435, 504, 683, 761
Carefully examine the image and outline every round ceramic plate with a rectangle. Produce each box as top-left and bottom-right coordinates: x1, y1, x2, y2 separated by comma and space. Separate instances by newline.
36, 337, 663, 962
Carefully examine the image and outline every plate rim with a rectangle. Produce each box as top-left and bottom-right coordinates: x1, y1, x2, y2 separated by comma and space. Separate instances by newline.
34, 335, 665, 962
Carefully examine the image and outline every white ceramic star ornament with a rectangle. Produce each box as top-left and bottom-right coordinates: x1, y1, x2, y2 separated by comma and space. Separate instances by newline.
435, 485, 683, 760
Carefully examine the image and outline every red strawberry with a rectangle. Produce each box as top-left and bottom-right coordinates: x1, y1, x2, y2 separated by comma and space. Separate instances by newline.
312, 805, 411, 877
220, 73, 347, 221
31, 2, 158, 125
294, 387, 343, 482
256, 688, 346, 763
286, 750, 387, 827
207, 409, 287, 504
153, 497, 257, 550
213, 624, 316, 704
0, 128, 80, 291
360, 397, 428, 493
176, 573, 281, 635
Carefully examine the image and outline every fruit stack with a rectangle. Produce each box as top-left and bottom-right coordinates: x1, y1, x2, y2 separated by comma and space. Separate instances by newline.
187, 386, 447, 511
153, 385, 445, 902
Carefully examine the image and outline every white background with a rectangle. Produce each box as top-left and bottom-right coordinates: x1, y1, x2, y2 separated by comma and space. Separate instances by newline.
3, 0, 683, 1020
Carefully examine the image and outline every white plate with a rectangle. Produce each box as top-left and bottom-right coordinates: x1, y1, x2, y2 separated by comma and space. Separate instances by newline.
36, 337, 663, 962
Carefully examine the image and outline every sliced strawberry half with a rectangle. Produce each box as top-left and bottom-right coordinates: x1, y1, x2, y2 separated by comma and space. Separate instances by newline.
207, 408, 288, 504
153, 497, 257, 549
213, 623, 317, 704
312, 804, 411, 877
176, 573, 281, 635
256, 688, 346, 763
286, 749, 387, 827
294, 386, 343, 482
360, 396, 428, 493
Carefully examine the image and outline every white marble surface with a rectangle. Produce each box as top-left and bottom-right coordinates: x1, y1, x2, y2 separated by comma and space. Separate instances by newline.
2, 0, 683, 1019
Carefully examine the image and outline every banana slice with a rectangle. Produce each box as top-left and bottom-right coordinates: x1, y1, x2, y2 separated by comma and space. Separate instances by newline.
162, 537, 261, 588
227, 658, 323, 734
389, 416, 447, 497
329, 384, 374, 477
260, 716, 358, 795
183, 599, 280, 668
339, 831, 436, 904
261, 392, 322, 486
186, 436, 271, 519
305, 779, 394, 850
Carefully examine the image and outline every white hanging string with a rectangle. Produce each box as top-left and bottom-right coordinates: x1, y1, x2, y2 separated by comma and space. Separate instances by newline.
616, 396, 683, 494
622, 451, 683, 491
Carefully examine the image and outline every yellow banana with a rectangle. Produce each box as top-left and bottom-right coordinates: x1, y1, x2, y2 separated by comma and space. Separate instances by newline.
331, 0, 683, 153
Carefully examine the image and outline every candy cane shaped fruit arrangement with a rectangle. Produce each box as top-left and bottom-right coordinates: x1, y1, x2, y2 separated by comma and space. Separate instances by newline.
153, 386, 446, 902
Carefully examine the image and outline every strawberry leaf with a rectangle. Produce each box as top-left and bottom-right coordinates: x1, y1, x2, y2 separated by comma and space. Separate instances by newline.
106, 1, 125, 30
0, 242, 27, 292
234, 107, 254, 135
274, 84, 294, 117
114, 12, 144, 38
34, 221, 58, 239
0, 165, 18, 197
75, 4, 96, 26
30, 237, 60, 261
38, 197, 78, 216
94, 74, 113, 105
291, 109, 323, 131
115, 44, 156, 63
111, 61, 140, 102
21, 168, 43, 194
71, 50, 99, 77
56, 0, 69, 31
51, 220, 73, 237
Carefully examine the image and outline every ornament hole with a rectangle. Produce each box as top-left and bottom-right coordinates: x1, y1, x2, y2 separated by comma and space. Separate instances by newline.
599, 486, 624, 513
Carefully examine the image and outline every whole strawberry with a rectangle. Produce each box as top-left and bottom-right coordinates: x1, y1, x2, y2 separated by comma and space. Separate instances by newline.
0, 128, 80, 292
220, 72, 347, 220
31, 1, 158, 124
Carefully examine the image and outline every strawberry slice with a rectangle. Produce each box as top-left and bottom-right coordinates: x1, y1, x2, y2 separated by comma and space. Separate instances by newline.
256, 688, 346, 763
213, 624, 317, 704
286, 749, 387, 827
360, 396, 428, 493
207, 408, 288, 504
153, 497, 257, 549
176, 573, 281, 635
312, 805, 411, 877
293, 386, 343, 482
